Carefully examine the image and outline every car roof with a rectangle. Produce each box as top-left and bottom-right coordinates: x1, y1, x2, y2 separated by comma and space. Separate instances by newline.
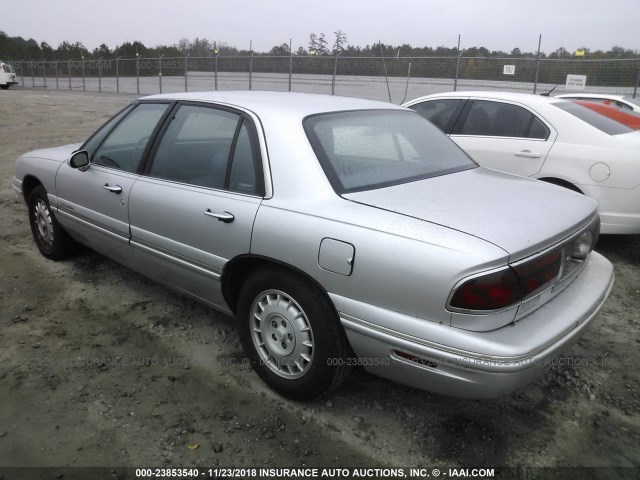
140, 91, 406, 117
404, 90, 567, 107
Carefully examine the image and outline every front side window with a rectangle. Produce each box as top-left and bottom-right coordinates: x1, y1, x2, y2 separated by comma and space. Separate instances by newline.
409, 99, 463, 133
92, 103, 169, 173
149, 104, 260, 194
82, 105, 134, 156
459, 100, 550, 139
304, 110, 475, 193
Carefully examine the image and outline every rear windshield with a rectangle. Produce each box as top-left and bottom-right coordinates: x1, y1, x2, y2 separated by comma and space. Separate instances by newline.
552, 101, 633, 135
304, 110, 476, 193
623, 96, 640, 108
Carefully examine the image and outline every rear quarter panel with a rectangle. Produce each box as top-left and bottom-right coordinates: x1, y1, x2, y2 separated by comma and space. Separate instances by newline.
250, 196, 508, 327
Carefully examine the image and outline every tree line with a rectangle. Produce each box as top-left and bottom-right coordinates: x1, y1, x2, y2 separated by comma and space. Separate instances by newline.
1, 29, 638, 61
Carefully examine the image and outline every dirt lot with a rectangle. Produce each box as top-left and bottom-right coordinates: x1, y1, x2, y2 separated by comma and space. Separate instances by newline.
0, 90, 639, 479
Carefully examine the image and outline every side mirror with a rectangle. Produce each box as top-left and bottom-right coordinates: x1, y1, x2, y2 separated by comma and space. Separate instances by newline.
69, 150, 90, 170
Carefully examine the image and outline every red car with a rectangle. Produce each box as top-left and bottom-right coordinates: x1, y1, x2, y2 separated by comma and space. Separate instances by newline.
574, 100, 640, 130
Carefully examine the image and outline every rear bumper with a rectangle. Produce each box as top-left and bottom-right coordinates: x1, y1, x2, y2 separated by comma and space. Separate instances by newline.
335, 251, 614, 398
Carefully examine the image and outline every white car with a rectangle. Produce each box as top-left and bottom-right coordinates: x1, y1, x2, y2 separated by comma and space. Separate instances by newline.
555, 94, 640, 113
403, 91, 640, 234
0, 61, 18, 89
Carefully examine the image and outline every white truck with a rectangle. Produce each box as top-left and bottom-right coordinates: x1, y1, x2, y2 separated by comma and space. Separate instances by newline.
0, 61, 18, 89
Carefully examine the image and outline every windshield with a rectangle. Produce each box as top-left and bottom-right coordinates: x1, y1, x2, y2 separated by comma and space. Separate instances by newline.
552, 101, 633, 135
304, 110, 476, 193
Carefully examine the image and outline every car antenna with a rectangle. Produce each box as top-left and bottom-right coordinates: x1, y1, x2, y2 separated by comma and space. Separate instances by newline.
540, 83, 560, 97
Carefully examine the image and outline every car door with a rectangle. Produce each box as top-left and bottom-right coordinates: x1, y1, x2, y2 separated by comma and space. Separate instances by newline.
128, 103, 264, 311
55, 102, 171, 262
449, 99, 556, 177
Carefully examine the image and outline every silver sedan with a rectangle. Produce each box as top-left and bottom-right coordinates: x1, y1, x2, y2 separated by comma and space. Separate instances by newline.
13, 91, 614, 400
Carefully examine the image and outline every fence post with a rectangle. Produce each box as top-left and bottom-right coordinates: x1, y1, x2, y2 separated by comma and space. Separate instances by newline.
249, 52, 253, 90
401, 62, 412, 104
453, 35, 461, 92
98, 57, 102, 93
54, 60, 59, 90
533, 34, 542, 94
116, 57, 120, 94
30, 60, 35, 88
81, 58, 86, 91
42, 61, 47, 89
380, 45, 392, 103
67, 60, 71, 90
136, 56, 140, 95
214, 53, 218, 91
331, 53, 340, 95
633, 59, 640, 99
454, 50, 465, 92
288, 38, 293, 92
158, 55, 163, 93
184, 53, 190, 92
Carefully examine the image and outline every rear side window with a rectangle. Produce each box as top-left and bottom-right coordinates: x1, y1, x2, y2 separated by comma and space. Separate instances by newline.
552, 101, 633, 135
459, 100, 550, 139
408, 99, 463, 133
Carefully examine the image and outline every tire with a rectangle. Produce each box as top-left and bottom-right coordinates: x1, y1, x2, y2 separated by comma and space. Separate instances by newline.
237, 266, 351, 401
0, 85, 9, 90
28, 186, 75, 260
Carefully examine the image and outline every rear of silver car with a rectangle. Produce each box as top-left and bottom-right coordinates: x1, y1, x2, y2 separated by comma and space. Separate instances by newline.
336, 218, 612, 398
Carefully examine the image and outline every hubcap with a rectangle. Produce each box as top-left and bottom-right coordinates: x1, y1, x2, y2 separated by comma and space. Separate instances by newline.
250, 290, 314, 379
33, 199, 54, 248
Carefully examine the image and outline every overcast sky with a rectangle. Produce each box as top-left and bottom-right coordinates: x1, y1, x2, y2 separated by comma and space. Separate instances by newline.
3, 0, 638, 54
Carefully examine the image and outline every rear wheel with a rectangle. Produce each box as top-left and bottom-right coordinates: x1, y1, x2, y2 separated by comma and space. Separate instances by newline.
0, 85, 9, 90
237, 267, 350, 400
28, 186, 75, 260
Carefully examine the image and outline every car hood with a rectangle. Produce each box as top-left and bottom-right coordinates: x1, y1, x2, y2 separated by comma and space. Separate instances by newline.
343, 167, 598, 261
22, 143, 82, 163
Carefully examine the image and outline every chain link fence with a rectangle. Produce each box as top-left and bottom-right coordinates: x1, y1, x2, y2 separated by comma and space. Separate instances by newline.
8, 54, 640, 104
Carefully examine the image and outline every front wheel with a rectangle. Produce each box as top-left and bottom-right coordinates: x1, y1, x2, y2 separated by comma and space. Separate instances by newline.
28, 186, 75, 260
0, 85, 9, 90
237, 267, 351, 400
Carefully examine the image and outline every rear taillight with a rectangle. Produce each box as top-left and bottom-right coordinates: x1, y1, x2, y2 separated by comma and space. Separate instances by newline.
449, 249, 562, 312
512, 249, 562, 296
449, 268, 521, 311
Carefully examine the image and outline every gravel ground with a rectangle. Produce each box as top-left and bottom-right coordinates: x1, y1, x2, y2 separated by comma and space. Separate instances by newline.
0, 89, 639, 479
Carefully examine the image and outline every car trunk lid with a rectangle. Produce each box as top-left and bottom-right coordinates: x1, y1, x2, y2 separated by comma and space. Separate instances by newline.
343, 167, 597, 261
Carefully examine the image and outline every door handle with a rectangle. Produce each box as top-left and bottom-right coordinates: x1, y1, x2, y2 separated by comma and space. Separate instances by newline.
103, 184, 123, 194
204, 209, 235, 223
514, 150, 542, 158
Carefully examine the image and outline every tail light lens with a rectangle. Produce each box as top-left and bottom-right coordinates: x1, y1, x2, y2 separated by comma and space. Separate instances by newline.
450, 268, 521, 311
449, 249, 562, 312
512, 249, 562, 296
449, 219, 599, 313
